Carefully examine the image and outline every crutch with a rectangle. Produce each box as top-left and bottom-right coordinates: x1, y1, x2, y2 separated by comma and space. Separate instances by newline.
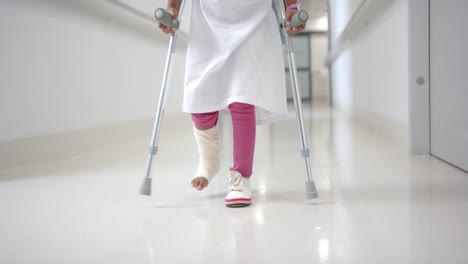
275, 0, 318, 199
139, 0, 187, 196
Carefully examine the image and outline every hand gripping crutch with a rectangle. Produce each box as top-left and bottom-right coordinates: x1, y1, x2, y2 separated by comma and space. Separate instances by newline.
140, 1, 187, 196
275, 0, 318, 199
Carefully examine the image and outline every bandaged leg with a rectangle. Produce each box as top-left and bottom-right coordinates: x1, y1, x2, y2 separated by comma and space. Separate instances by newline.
191, 111, 220, 190
193, 126, 220, 183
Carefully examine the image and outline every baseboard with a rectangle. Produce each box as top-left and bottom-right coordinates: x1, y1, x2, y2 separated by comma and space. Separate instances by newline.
0, 112, 190, 173
335, 104, 410, 151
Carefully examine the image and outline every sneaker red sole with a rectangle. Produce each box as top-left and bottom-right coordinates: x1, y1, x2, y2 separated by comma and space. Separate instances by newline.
225, 198, 252, 208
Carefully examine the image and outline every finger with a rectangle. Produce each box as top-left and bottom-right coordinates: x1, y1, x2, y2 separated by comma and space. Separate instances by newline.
161, 27, 172, 34
159, 23, 170, 32
286, 9, 296, 24
287, 23, 306, 35
159, 24, 174, 34
286, 27, 300, 35
289, 28, 301, 36
159, 23, 171, 30
287, 29, 299, 36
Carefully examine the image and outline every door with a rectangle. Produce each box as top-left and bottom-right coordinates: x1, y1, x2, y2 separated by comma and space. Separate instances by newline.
430, 0, 468, 171
310, 32, 329, 101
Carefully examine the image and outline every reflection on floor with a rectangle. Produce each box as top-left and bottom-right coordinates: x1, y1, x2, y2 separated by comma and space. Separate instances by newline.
0, 103, 467, 264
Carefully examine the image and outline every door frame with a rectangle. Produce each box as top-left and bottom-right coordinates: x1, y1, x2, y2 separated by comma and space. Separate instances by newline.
408, 0, 430, 154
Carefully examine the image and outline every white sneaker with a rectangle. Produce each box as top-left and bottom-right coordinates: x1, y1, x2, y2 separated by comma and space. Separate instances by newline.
225, 171, 252, 208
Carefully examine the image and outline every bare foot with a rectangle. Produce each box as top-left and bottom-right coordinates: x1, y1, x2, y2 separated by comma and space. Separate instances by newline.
191, 177, 208, 191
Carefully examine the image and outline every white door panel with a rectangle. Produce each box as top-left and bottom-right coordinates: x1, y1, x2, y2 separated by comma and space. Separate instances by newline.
430, 0, 468, 171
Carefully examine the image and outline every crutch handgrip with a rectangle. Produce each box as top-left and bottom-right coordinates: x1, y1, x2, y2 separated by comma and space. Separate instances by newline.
290, 10, 308, 28
154, 8, 179, 29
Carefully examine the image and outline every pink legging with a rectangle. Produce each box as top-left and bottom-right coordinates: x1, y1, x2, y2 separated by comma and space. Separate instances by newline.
191, 103, 256, 178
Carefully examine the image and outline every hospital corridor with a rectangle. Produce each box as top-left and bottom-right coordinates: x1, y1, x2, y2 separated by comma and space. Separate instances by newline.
0, 0, 467, 263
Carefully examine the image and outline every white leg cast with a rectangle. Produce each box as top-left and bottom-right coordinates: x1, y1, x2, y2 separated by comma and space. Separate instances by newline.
193, 126, 220, 183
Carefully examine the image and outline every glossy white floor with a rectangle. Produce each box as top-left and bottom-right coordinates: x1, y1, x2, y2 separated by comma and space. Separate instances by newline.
0, 103, 467, 264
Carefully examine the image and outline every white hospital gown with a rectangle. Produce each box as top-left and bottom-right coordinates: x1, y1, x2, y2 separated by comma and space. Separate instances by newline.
183, 0, 287, 124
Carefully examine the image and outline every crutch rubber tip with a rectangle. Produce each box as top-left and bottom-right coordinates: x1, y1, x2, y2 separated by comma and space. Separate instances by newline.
305, 181, 318, 199
139, 178, 152, 196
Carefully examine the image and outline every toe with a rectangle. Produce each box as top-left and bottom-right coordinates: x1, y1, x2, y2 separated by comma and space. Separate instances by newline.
199, 181, 206, 190
192, 177, 208, 191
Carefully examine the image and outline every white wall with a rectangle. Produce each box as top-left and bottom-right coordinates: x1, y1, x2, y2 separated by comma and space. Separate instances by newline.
329, 0, 409, 146
0, 1, 186, 142
305, 15, 329, 32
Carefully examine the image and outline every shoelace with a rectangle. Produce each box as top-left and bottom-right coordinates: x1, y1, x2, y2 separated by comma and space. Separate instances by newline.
228, 172, 244, 191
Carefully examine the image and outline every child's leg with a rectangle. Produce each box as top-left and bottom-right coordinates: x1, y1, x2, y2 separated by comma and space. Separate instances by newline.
228, 103, 256, 178
225, 103, 255, 207
192, 111, 219, 130
191, 111, 220, 190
